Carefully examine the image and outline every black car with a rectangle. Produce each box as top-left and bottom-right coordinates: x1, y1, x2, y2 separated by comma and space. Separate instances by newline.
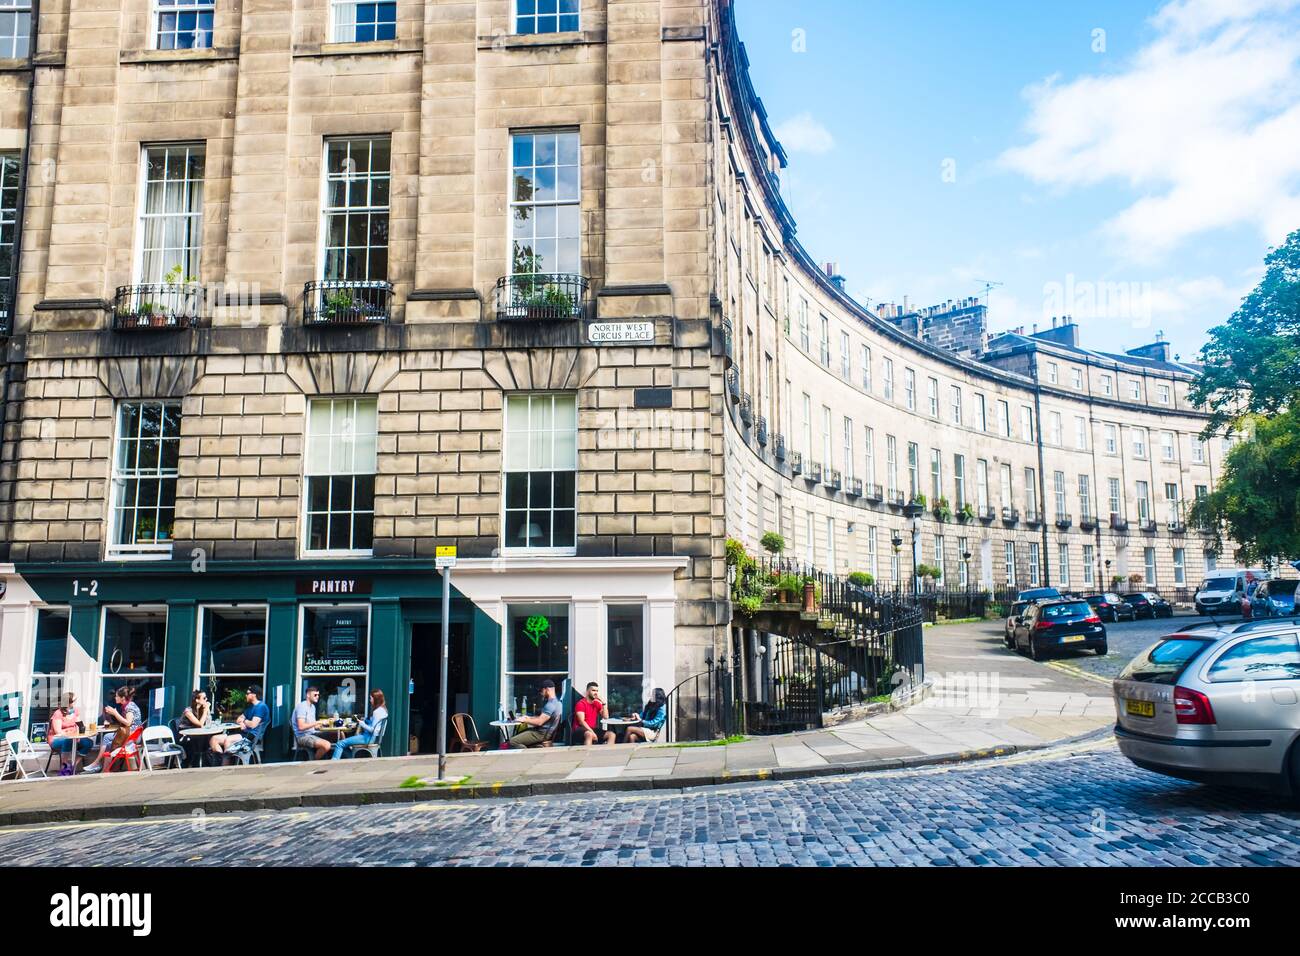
1084, 592, 1136, 623
1004, 601, 1031, 647
1121, 591, 1173, 619
1012, 598, 1108, 661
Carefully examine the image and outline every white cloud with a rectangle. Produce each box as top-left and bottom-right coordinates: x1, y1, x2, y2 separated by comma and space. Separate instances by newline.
1000, 0, 1300, 259
773, 112, 836, 155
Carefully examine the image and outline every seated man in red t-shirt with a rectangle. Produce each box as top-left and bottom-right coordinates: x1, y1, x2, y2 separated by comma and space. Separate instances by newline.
573, 682, 617, 746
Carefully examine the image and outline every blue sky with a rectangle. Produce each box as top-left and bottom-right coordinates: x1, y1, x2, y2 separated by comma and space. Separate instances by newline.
734, 0, 1300, 361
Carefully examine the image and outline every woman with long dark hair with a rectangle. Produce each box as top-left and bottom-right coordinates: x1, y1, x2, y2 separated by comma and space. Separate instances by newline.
625, 687, 667, 743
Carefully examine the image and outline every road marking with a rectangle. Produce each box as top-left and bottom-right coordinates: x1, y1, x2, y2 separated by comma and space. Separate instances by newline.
1046, 660, 1113, 685
0, 810, 311, 836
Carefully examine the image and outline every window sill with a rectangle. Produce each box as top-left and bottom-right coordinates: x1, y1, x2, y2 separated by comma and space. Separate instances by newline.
477, 30, 606, 52
106, 550, 174, 562
120, 47, 238, 65
302, 550, 375, 560
0, 57, 31, 73
293, 40, 422, 59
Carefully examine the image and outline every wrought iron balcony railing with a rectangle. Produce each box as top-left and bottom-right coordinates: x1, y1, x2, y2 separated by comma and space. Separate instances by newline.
865, 483, 884, 502
726, 366, 740, 402
1080, 514, 1098, 531
739, 393, 753, 426
304, 280, 393, 325
847, 478, 863, 497
1002, 507, 1020, 524
494, 273, 588, 321
825, 469, 842, 491
755, 415, 768, 446
1055, 513, 1073, 530
979, 506, 996, 522
722, 317, 735, 364
1110, 514, 1129, 532
789, 451, 803, 476
889, 491, 906, 508
1168, 521, 1188, 535
1139, 519, 1158, 534
1024, 509, 1042, 527
806, 460, 822, 483
113, 283, 203, 330
772, 433, 787, 461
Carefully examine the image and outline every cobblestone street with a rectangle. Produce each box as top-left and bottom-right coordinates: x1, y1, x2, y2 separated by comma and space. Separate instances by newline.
3, 739, 1298, 867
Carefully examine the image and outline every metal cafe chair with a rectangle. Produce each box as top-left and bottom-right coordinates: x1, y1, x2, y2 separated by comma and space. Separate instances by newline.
343, 717, 388, 759
451, 713, 489, 753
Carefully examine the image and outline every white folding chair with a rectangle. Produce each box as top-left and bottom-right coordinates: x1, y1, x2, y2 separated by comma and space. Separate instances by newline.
141, 725, 186, 772
2, 729, 50, 781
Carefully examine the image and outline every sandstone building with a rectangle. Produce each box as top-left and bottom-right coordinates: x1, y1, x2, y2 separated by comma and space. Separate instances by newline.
0, 0, 1226, 755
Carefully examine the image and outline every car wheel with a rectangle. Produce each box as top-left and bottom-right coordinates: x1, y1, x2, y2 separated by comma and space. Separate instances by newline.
1286, 740, 1300, 799
1030, 639, 1046, 662
1095, 643, 1108, 656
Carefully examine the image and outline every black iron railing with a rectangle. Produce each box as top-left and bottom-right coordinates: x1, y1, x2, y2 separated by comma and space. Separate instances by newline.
1111, 514, 1129, 531
726, 365, 740, 402
790, 450, 803, 475
773, 433, 786, 461
1169, 521, 1187, 534
303, 280, 393, 325
979, 506, 996, 522
1025, 509, 1042, 527
1140, 519, 1158, 534
1080, 513, 1098, 531
112, 283, 203, 330
739, 393, 754, 426
755, 415, 768, 446
847, 478, 863, 497
1002, 507, 1020, 524
825, 469, 841, 491
1056, 513, 1073, 529
806, 460, 822, 483
865, 483, 883, 502
494, 273, 588, 321
890, 491, 906, 508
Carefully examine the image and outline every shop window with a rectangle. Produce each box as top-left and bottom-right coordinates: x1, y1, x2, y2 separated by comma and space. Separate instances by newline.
503, 392, 577, 551
29, 607, 70, 728
300, 606, 369, 718
109, 401, 181, 557
515, 0, 579, 35
304, 397, 377, 555
101, 607, 168, 718
154, 0, 215, 50
198, 606, 268, 721
331, 0, 396, 42
606, 605, 645, 716
505, 603, 570, 712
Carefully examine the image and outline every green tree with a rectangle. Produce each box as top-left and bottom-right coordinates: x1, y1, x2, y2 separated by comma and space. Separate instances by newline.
1190, 228, 1300, 432
1188, 410, 1300, 566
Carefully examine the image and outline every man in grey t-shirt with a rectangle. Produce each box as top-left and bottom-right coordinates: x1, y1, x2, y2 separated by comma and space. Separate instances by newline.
292, 687, 330, 759
508, 679, 563, 749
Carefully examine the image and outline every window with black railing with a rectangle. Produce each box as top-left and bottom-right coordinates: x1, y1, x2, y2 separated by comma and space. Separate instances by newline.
113, 283, 204, 330
303, 279, 393, 325
494, 272, 589, 321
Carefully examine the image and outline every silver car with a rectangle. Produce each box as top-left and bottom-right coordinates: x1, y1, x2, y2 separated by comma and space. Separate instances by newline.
1114, 617, 1300, 793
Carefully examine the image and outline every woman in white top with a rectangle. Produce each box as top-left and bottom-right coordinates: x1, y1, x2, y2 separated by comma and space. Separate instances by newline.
330, 689, 389, 759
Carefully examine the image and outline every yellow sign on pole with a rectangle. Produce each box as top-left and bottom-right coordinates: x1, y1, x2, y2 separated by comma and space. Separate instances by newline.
436, 545, 457, 569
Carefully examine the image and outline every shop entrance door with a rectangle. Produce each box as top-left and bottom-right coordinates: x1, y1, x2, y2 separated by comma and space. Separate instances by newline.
408, 622, 470, 754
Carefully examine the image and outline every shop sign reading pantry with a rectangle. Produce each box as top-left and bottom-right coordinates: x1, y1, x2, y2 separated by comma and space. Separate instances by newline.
296, 578, 373, 596
589, 321, 654, 344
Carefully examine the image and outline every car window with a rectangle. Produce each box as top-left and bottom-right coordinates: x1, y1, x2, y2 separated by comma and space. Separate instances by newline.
1041, 602, 1091, 619
1207, 634, 1300, 683
1201, 578, 1235, 591
1272, 581, 1299, 596
1118, 638, 1212, 684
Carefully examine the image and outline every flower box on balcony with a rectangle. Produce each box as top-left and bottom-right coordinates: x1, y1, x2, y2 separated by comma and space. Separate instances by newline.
304, 279, 393, 325
494, 273, 588, 321
113, 283, 203, 330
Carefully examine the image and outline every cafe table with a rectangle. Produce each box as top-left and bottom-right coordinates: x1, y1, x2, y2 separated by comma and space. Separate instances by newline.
178, 722, 240, 767
602, 717, 642, 742
489, 719, 526, 745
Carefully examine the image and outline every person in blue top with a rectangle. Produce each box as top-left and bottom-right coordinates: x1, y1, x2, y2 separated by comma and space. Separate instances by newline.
330, 689, 389, 759
212, 685, 269, 759
624, 688, 668, 744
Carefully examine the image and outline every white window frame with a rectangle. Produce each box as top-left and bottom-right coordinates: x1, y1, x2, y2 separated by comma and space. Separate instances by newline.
99, 605, 169, 719
508, 129, 580, 279
1083, 545, 1096, 585
513, 0, 581, 36
302, 396, 378, 558
331, 0, 398, 43
320, 136, 391, 283
108, 400, 182, 560
135, 143, 205, 286
502, 392, 578, 556
152, 0, 215, 50
0, 0, 31, 59
195, 604, 270, 707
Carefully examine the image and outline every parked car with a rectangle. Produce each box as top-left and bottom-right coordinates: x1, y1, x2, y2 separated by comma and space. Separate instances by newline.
1011, 598, 1107, 660
1250, 579, 1299, 619
1122, 591, 1174, 620
1016, 587, 1062, 603
1113, 620, 1300, 793
1084, 592, 1136, 623
1004, 600, 1031, 647
1195, 569, 1270, 616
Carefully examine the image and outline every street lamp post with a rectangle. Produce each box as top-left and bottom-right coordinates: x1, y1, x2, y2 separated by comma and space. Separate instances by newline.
910, 515, 922, 598
891, 533, 903, 591
962, 550, 972, 589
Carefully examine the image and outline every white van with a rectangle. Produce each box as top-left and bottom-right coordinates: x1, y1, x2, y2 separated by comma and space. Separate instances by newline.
1194, 568, 1270, 616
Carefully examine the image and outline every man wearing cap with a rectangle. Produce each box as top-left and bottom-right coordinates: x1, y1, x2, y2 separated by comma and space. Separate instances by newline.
507, 678, 563, 748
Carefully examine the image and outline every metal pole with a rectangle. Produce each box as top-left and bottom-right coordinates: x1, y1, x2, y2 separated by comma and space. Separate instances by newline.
437, 567, 451, 780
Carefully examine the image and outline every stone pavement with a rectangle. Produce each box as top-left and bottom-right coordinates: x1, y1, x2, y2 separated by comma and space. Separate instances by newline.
0, 620, 1116, 828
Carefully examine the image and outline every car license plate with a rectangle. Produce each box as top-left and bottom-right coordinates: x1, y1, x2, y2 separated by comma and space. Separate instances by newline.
1125, 699, 1155, 718
1062, 635, 1085, 643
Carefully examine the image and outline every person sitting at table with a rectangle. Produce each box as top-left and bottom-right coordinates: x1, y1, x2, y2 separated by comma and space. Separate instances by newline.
80, 685, 142, 774
507, 679, 563, 749
624, 688, 668, 744
181, 689, 211, 729
330, 689, 389, 759
573, 681, 616, 747
292, 686, 332, 760
211, 685, 269, 760
48, 691, 93, 773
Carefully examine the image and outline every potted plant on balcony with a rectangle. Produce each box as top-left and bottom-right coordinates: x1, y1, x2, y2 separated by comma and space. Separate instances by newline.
933, 496, 953, 523
323, 290, 357, 322
917, 563, 943, 586
775, 572, 804, 604
1128, 573, 1144, 586
958, 502, 975, 523
1111, 574, 1126, 588
760, 531, 786, 557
